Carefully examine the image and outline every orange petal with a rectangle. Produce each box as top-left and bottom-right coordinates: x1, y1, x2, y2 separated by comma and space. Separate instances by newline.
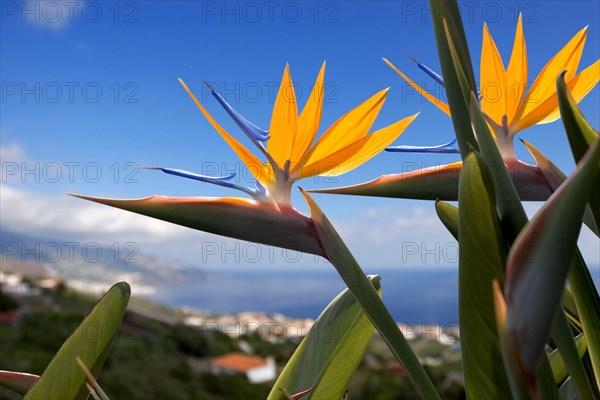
383, 58, 450, 116
297, 88, 389, 172
303, 113, 419, 178
536, 59, 600, 125
71, 194, 324, 256
518, 26, 588, 120
178, 79, 269, 184
290, 62, 326, 165
514, 59, 600, 131
296, 135, 370, 179
505, 14, 528, 126
563, 27, 587, 82
267, 64, 299, 169
480, 23, 507, 125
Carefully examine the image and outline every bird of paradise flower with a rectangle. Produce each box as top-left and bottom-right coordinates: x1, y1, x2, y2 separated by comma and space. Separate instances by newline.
72, 63, 418, 255
311, 15, 599, 202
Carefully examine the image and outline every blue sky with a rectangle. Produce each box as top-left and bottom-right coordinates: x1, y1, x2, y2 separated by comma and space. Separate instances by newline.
1, 1, 599, 271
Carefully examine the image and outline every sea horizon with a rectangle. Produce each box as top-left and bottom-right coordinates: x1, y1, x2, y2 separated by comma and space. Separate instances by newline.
144, 266, 459, 325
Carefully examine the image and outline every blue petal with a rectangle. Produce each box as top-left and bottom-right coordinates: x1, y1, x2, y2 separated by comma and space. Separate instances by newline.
146, 167, 267, 199
205, 82, 270, 146
405, 55, 445, 87
254, 180, 267, 196
156, 167, 235, 183
385, 138, 460, 154
406, 55, 483, 100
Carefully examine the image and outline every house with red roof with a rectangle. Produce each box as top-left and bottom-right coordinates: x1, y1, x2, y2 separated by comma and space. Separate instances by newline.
209, 353, 276, 384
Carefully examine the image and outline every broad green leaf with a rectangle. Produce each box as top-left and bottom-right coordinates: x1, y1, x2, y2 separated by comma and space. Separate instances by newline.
24, 282, 130, 400
504, 140, 600, 397
557, 71, 600, 239
439, 198, 582, 397
521, 139, 599, 237
435, 201, 458, 239
439, 12, 558, 398
557, 72, 600, 163
267, 276, 381, 400
0, 371, 39, 395
550, 334, 588, 383
556, 75, 600, 391
438, 200, 588, 396
441, 12, 528, 242
429, 0, 478, 158
458, 151, 511, 399
451, 42, 529, 240
71, 195, 323, 256
300, 189, 440, 400
446, 22, 553, 396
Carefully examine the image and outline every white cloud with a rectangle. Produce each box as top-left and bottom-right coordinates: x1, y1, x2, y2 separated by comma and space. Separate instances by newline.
0, 184, 456, 268
330, 204, 457, 267
19, 0, 86, 30
0, 185, 209, 245
0, 185, 597, 270
0, 142, 26, 163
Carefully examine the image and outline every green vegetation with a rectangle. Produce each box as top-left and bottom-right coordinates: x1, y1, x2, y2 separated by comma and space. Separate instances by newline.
0, 286, 463, 399
0, 290, 19, 312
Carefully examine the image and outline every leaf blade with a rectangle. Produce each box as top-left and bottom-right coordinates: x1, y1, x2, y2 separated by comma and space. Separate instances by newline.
504, 140, 600, 396
300, 190, 440, 400
267, 276, 381, 400
24, 282, 130, 400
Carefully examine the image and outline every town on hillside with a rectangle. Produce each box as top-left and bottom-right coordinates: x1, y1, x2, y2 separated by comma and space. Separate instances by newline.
1, 258, 465, 399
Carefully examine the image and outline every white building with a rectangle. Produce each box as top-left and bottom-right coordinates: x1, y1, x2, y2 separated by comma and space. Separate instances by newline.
210, 353, 276, 383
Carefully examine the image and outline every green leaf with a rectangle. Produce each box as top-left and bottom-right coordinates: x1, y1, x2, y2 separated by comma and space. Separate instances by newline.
437, 200, 586, 396
562, 286, 582, 327
556, 75, 600, 391
429, 0, 478, 158
569, 250, 600, 392
458, 151, 512, 399
557, 71, 600, 238
0, 371, 39, 395
521, 139, 599, 237
440, 10, 529, 243
300, 189, 440, 400
24, 282, 130, 400
504, 140, 600, 397
435, 201, 459, 239
550, 334, 588, 384
557, 72, 600, 163
550, 312, 596, 398
267, 276, 381, 400
559, 378, 579, 400
442, 12, 558, 399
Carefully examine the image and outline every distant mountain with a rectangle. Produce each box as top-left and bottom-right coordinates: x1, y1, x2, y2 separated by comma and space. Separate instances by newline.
0, 228, 208, 294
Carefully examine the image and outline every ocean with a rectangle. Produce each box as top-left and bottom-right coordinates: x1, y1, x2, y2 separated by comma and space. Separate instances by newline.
145, 267, 461, 324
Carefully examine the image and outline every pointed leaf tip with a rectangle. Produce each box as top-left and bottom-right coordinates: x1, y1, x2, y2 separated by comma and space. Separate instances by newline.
0, 371, 39, 395
24, 282, 130, 400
